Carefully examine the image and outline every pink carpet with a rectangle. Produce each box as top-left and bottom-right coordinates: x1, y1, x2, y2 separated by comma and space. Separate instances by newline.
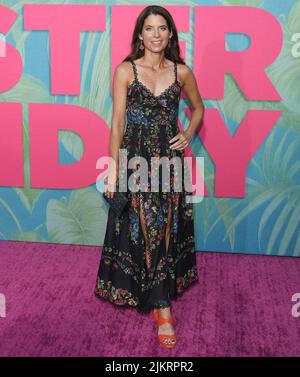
0, 240, 300, 357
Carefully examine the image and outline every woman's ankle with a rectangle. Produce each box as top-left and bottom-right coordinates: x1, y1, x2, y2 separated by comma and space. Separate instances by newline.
158, 306, 171, 316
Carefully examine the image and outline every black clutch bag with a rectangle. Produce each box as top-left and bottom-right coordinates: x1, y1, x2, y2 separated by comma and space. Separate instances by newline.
102, 184, 129, 217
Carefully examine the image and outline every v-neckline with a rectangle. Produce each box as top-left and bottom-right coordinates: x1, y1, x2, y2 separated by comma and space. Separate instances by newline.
135, 79, 179, 99
132, 60, 180, 99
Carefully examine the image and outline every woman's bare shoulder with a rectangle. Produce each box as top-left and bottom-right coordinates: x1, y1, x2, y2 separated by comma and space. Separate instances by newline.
113, 61, 134, 86
177, 62, 192, 75
177, 62, 193, 87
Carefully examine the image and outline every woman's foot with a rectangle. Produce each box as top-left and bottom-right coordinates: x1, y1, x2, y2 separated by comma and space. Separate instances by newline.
152, 307, 176, 348
157, 307, 175, 337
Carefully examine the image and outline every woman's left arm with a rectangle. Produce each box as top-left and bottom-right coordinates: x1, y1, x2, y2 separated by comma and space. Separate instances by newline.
169, 64, 205, 150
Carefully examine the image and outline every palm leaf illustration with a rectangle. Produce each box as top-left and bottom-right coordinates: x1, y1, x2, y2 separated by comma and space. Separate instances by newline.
224, 129, 300, 255
46, 186, 107, 245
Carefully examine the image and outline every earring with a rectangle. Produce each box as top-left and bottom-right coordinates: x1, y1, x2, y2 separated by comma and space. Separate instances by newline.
139, 39, 144, 50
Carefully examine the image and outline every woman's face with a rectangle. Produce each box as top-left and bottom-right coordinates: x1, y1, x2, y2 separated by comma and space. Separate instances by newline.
139, 14, 172, 53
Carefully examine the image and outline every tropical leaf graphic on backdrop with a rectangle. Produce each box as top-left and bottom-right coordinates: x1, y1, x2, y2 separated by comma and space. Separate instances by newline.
224, 130, 300, 255
46, 187, 107, 245
201, 0, 300, 255
219, 0, 265, 6
0, 0, 298, 255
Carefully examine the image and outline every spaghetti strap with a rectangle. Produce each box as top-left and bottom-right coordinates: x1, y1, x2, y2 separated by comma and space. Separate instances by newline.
131, 60, 138, 81
174, 61, 177, 82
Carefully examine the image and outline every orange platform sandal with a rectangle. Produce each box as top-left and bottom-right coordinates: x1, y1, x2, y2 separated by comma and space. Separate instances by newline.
151, 308, 177, 349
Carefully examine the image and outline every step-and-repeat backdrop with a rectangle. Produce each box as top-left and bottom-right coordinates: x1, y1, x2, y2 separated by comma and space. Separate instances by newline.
0, 1, 299, 256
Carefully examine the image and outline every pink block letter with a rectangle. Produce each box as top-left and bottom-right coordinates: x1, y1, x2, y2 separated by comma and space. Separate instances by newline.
194, 6, 283, 100
24, 5, 106, 95
198, 108, 283, 197
29, 104, 110, 188
0, 5, 23, 92
0, 103, 23, 186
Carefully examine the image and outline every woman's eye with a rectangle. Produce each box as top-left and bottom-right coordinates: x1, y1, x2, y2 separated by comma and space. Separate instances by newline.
145, 27, 167, 31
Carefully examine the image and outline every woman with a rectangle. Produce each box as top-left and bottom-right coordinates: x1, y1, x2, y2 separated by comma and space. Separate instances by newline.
94, 5, 204, 349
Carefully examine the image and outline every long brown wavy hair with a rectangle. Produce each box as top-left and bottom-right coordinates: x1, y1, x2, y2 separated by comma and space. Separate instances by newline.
123, 5, 186, 65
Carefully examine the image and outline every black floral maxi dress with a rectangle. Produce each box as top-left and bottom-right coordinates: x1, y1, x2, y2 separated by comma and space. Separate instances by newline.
94, 60, 199, 314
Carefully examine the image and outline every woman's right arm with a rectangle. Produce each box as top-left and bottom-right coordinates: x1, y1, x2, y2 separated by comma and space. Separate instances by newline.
104, 63, 128, 198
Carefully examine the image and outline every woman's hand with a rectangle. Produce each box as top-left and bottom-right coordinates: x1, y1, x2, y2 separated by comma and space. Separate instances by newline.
103, 166, 119, 198
169, 130, 193, 151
